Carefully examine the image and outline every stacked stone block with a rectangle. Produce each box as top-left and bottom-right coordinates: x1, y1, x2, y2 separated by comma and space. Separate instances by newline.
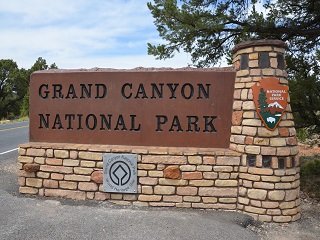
18, 143, 241, 209
231, 40, 300, 222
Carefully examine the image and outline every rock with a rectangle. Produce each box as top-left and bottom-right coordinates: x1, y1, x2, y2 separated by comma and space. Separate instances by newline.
91, 170, 103, 183
164, 166, 181, 179
23, 163, 40, 173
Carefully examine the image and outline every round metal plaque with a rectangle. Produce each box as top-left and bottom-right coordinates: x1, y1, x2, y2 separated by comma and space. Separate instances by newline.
103, 153, 137, 193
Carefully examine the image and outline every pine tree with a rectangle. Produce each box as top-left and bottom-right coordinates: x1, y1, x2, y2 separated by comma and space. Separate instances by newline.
258, 88, 268, 113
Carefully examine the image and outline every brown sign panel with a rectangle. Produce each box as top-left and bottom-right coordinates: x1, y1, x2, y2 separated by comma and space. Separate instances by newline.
29, 69, 235, 148
252, 77, 288, 131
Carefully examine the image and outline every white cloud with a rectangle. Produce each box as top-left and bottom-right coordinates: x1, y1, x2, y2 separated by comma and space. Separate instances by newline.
0, 0, 196, 69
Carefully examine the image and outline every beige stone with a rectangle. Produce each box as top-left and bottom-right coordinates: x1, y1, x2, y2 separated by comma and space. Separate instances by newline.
27, 148, 46, 157
242, 126, 257, 136
78, 182, 98, 191
141, 186, 153, 194
188, 156, 202, 164
200, 157, 214, 165
45, 189, 86, 200
203, 172, 218, 179
215, 180, 238, 187
231, 126, 242, 134
40, 165, 73, 174
148, 171, 163, 177
239, 173, 260, 181
78, 151, 102, 161
18, 156, 34, 163
268, 190, 285, 201
236, 70, 250, 77
279, 201, 295, 209
60, 181, 77, 190
154, 186, 175, 195
247, 189, 267, 200
46, 158, 62, 166
36, 172, 50, 179
285, 189, 299, 201
142, 155, 186, 165
189, 180, 214, 187
26, 178, 42, 188
253, 138, 269, 146
233, 100, 243, 110
282, 207, 299, 216
273, 216, 292, 223
34, 157, 45, 164
242, 102, 256, 111
43, 179, 58, 188
219, 172, 231, 179
245, 206, 266, 214
253, 182, 274, 189
74, 167, 93, 175
196, 165, 212, 172
198, 187, 237, 197
270, 138, 287, 147
248, 60, 259, 68
139, 167, 152, 175
277, 147, 291, 156
245, 146, 260, 154
213, 166, 233, 172
248, 167, 273, 175
177, 187, 198, 196
80, 161, 95, 168
110, 194, 123, 200
260, 147, 276, 155
201, 197, 218, 203
258, 128, 279, 137
159, 178, 187, 186
216, 156, 240, 166
64, 174, 91, 182
262, 69, 275, 76
139, 177, 158, 185
70, 151, 78, 159
275, 183, 291, 189
63, 159, 80, 166
54, 150, 69, 159
138, 164, 156, 170
179, 165, 196, 171
163, 195, 182, 203
138, 195, 162, 202
238, 197, 249, 205
183, 196, 201, 202
250, 200, 262, 207
19, 186, 38, 194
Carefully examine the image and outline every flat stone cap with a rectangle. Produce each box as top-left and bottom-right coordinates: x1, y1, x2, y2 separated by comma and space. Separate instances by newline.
233, 39, 287, 53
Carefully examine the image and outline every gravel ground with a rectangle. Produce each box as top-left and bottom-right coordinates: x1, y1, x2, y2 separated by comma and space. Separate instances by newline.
248, 195, 320, 240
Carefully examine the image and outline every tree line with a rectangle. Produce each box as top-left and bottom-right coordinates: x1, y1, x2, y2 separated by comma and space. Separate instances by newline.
147, 0, 320, 133
0, 57, 57, 120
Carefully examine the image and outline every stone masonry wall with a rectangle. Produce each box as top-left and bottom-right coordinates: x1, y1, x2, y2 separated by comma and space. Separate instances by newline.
230, 40, 300, 222
18, 40, 300, 223
18, 143, 241, 209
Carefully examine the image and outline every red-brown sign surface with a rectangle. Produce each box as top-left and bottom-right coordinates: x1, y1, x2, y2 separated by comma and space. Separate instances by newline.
252, 77, 288, 130
30, 69, 235, 148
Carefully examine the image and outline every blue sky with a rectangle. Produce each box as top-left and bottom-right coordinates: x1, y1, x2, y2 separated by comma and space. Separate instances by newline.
0, 0, 193, 69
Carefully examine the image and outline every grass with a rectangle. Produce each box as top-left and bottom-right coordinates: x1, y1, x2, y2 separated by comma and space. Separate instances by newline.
300, 155, 320, 200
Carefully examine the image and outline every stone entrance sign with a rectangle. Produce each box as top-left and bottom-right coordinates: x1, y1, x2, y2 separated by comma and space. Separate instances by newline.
29, 70, 235, 148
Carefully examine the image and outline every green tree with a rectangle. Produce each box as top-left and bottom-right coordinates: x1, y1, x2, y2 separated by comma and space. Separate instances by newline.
0, 60, 20, 119
148, 0, 320, 132
20, 57, 58, 117
147, 0, 320, 66
258, 88, 268, 112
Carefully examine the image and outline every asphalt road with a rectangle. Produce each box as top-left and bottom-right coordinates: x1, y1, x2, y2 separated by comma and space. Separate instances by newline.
0, 121, 29, 155
0, 121, 260, 240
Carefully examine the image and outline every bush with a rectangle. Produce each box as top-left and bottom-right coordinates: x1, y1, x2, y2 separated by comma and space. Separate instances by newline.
300, 156, 320, 199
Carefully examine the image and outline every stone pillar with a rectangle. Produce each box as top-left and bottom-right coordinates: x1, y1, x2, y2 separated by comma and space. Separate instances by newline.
231, 40, 300, 223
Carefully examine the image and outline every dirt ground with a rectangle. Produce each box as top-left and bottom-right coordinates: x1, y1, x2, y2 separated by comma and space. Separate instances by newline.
248, 145, 320, 240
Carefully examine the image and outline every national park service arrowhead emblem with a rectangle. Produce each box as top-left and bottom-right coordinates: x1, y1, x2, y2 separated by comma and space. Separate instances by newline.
252, 77, 288, 131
